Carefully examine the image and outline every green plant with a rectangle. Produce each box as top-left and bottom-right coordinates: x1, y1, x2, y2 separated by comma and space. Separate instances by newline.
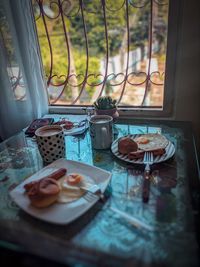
93, 96, 117, 110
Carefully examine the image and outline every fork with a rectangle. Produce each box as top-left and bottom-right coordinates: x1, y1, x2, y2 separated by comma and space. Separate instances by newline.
80, 183, 105, 202
142, 152, 154, 203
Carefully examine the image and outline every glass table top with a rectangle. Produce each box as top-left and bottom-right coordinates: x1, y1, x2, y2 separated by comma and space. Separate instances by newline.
0, 117, 199, 267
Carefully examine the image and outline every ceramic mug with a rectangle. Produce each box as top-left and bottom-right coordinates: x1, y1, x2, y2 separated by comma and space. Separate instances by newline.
89, 115, 113, 149
35, 125, 66, 163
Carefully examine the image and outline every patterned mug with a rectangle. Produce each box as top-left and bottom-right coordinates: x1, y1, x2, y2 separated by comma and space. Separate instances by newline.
35, 125, 66, 163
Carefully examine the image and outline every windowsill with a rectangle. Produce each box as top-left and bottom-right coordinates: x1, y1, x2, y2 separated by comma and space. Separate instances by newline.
48, 105, 173, 119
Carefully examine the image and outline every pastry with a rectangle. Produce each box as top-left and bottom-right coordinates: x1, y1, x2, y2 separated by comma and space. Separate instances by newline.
24, 168, 67, 208
118, 137, 138, 155
27, 178, 60, 208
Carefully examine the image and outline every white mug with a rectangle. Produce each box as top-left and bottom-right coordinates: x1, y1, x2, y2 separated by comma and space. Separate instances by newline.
89, 115, 113, 149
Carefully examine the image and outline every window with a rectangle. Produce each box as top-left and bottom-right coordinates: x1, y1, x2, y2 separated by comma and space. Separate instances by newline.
32, 0, 179, 116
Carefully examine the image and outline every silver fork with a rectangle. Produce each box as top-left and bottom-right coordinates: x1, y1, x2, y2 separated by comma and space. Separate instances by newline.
83, 191, 106, 202
83, 191, 99, 202
81, 183, 105, 202
142, 152, 154, 203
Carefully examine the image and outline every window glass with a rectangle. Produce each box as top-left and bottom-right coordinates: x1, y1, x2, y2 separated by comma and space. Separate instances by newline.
32, 0, 169, 108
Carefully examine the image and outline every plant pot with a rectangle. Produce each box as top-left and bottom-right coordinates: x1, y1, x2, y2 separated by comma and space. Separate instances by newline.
95, 108, 119, 119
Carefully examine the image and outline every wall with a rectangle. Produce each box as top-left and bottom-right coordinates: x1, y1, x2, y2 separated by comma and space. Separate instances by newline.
173, 0, 200, 159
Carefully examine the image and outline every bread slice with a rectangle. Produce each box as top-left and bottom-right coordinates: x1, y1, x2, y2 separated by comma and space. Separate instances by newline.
28, 178, 60, 208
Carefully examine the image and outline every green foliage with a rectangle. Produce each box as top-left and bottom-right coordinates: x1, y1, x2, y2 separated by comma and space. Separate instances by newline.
69, 0, 126, 56
130, 8, 149, 47
35, 0, 147, 79
94, 96, 117, 110
74, 51, 100, 97
33, 0, 169, 103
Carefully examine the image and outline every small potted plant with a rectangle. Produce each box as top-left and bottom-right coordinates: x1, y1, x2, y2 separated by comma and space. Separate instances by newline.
93, 96, 119, 118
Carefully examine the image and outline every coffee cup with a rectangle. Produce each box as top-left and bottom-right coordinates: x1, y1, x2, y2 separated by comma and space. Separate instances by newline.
89, 115, 113, 149
35, 125, 66, 163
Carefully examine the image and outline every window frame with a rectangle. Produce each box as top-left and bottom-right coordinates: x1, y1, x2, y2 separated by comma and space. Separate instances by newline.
33, 0, 181, 118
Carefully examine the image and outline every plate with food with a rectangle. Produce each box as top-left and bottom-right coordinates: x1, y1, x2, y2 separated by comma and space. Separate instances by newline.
111, 133, 175, 164
53, 119, 88, 136
9, 158, 111, 224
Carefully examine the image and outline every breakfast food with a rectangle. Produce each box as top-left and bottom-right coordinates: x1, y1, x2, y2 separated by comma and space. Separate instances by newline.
57, 174, 92, 203
27, 178, 60, 208
54, 119, 74, 130
128, 150, 145, 160
57, 176, 84, 203
67, 173, 83, 185
24, 167, 92, 206
134, 134, 168, 151
24, 168, 67, 208
24, 165, 97, 207
128, 147, 166, 160
118, 137, 138, 155
135, 136, 149, 144
152, 148, 166, 156
24, 168, 67, 192
118, 134, 168, 161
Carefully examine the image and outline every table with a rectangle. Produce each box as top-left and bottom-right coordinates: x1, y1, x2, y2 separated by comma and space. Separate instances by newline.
0, 117, 199, 267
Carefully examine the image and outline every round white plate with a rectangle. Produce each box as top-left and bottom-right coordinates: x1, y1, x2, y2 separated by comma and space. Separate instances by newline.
64, 126, 88, 136
111, 134, 175, 164
64, 122, 88, 136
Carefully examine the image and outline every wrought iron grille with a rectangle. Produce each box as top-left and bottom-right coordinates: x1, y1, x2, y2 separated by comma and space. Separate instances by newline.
32, 0, 169, 108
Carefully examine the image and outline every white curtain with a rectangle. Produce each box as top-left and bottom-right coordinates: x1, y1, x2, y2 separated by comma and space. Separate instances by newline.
0, 0, 48, 140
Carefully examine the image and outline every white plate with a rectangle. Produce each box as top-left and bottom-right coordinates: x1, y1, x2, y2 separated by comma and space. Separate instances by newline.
111, 134, 175, 164
9, 158, 111, 225
64, 122, 88, 136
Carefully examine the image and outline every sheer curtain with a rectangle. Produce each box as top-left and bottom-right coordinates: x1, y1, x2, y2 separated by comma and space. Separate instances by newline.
0, 0, 48, 140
